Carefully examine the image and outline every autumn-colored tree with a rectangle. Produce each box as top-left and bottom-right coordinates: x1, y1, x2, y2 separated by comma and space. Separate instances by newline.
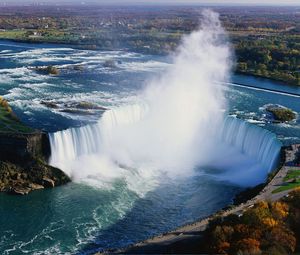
209, 225, 235, 254
216, 241, 231, 254
267, 226, 296, 254
242, 201, 271, 226
204, 195, 300, 255
235, 238, 261, 255
271, 202, 289, 219
234, 224, 262, 240
262, 217, 278, 228
283, 188, 300, 252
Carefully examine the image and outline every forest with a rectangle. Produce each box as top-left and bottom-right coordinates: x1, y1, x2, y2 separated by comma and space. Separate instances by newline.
0, 6, 299, 85
200, 188, 300, 255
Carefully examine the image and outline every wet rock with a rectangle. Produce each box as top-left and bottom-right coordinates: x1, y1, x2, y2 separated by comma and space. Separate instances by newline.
21, 173, 28, 179
266, 104, 296, 122
0, 160, 70, 195
29, 183, 44, 190
42, 177, 55, 188
73, 65, 84, 71
103, 59, 117, 68
41, 100, 107, 114
12, 173, 21, 180
41, 101, 59, 109
71, 101, 107, 110
32, 65, 59, 75
59, 109, 95, 115
11, 186, 31, 195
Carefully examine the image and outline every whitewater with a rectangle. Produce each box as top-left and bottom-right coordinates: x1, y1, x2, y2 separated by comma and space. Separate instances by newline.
49, 10, 281, 192
0, 10, 287, 255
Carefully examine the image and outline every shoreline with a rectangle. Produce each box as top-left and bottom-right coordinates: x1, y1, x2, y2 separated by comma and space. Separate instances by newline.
98, 145, 298, 254
0, 38, 298, 87
0, 38, 121, 52
236, 70, 299, 87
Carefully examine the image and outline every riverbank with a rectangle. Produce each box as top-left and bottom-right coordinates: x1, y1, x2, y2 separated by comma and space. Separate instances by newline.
0, 38, 117, 52
236, 70, 300, 87
99, 144, 300, 254
1, 37, 299, 87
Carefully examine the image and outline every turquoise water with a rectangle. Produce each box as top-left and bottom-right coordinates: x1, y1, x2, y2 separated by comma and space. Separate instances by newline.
0, 177, 238, 254
0, 40, 300, 254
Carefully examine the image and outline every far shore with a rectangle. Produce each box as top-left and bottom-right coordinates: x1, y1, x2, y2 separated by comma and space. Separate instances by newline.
0, 38, 299, 87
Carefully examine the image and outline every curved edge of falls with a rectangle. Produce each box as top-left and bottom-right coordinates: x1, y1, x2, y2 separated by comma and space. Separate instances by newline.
220, 116, 282, 173
48, 112, 282, 187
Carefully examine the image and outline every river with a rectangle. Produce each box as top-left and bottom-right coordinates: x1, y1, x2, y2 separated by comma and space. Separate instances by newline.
0, 40, 299, 254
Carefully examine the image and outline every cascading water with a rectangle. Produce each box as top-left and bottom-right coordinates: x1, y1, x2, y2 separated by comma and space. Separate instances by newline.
49, 104, 147, 177
220, 117, 281, 173
49, 10, 281, 192
49, 112, 282, 186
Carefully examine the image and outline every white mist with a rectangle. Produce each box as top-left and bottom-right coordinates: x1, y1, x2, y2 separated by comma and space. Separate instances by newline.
100, 10, 231, 174
50, 10, 231, 190
49, 10, 281, 192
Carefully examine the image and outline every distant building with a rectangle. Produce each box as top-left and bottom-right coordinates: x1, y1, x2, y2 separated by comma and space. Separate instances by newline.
28, 31, 42, 38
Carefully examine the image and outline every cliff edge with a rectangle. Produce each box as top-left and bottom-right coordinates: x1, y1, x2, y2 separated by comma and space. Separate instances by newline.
0, 97, 70, 195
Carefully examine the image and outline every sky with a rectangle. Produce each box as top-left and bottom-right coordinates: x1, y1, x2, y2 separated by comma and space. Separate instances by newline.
0, 0, 299, 5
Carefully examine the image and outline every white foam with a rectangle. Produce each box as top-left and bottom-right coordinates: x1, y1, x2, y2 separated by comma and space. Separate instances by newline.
49, 10, 232, 196
0, 49, 12, 53
119, 60, 170, 72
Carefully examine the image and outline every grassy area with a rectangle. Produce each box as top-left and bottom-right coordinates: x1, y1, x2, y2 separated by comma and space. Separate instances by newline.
272, 169, 300, 193
284, 169, 300, 181
273, 182, 300, 193
0, 29, 74, 43
0, 30, 27, 39
0, 97, 34, 134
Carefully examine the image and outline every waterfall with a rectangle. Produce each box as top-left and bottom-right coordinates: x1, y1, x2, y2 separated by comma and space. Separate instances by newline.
49, 107, 282, 186
49, 104, 147, 176
220, 117, 282, 173
48, 11, 281, 188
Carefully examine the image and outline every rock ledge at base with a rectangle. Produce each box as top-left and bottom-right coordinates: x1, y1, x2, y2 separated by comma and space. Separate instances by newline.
0, 132, 71, 195
0, 98, 70, 195
0, 158, 71, 195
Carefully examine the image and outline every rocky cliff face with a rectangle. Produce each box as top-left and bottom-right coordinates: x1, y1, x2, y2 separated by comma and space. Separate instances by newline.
0, 132, 70, 195
0, 97, 70, 194
0, 132, 50, 163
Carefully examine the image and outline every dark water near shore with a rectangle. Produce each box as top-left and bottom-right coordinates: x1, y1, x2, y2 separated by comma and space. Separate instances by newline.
0, 40, 299, 254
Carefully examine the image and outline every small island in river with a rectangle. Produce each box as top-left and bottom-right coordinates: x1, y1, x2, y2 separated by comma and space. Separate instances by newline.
266, 105, 297, 123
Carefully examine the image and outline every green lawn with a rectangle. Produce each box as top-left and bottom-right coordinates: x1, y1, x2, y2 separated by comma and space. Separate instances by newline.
272, 182, 300, 193
284, 169, 300, 181
0, 99, 34, 134
0, 30, 27, 39
0, 29, 72, 42
272, 169, 300, 193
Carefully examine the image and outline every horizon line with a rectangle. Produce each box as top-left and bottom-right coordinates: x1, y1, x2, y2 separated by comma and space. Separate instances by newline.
1, 3, 300, 7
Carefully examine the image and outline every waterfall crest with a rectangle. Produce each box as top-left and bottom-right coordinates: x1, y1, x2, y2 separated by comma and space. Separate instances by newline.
220, 117, 281, 173
48, 10, 281, 189
49, 108, 282, 187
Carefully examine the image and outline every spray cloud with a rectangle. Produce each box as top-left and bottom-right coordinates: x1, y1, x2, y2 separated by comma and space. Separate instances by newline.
50, 10, 232, 192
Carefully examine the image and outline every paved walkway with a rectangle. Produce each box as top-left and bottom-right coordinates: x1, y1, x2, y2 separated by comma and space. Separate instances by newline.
99, 144, 300, 254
